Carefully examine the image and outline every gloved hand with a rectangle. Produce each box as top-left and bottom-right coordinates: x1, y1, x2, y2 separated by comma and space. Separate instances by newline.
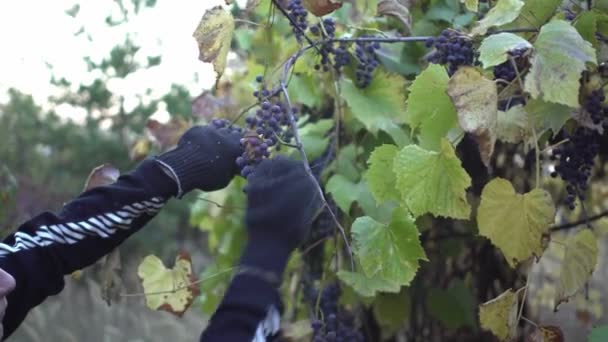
155, 122, 242, 197
239, 156, 323, 284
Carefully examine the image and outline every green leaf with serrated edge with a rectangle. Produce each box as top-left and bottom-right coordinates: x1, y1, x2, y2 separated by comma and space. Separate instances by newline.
525, 98, 572, 135
193, 6, 234, 80
448, 67, 497, 165
394, 140, 471, 219
341, 70, 406, 135
471, 0, 525, 36
479, 289, 519, 340
427, 280, 476, 329
373, 287, 411, 334
554, 229, 598, 310
461, 0, 478, 12
524, 20, 596, 107
352, 209, 427, 285
589, 326, 608, 342
501, 0, 561, 31
478, 33, 532, 68
477, 178, 555, 268
137, 253, 199, 316
296, 118, 333, 160
337, 270, 401, 297
405, 64, 458, 151
365, 144, 400, 203
326, 174, 363, 213
497, 105, 532, 144
574, 10, 606, 49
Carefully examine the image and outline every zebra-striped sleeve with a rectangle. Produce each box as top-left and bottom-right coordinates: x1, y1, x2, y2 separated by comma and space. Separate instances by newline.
0, 197, 165, 257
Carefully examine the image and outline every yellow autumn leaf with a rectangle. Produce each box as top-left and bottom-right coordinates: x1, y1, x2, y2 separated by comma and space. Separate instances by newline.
479, 289, 519, 340
193, 6, 235, 81
554, 229, 598, 310
477, 178, 555, 268
137, 252, 199, 317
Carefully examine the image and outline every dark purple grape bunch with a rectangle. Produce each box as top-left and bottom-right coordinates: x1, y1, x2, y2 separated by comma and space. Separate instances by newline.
354, 37, 380, 88
236, 76, 297, 178
583, 89, 608, 125
425, 29, 475, 75
287, 0, 308, 42
493, 48, 529, 83
310, 18, 342, 71
309, 283, 363, 342
550, 127, 600, 210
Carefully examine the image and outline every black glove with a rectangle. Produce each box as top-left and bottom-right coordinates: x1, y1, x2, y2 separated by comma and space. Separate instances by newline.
239, 156, 323, 283
155, 124, 242, 197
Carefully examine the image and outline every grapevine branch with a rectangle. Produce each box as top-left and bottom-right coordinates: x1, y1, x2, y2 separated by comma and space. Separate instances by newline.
278, 49, 356, 271
550, 209, 608, 232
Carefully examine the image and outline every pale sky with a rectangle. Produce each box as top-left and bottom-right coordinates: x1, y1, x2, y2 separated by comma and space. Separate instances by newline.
0, 0, 228, 121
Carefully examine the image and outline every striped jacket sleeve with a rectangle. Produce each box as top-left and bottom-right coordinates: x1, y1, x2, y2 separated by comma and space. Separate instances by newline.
0, 159, 177, 339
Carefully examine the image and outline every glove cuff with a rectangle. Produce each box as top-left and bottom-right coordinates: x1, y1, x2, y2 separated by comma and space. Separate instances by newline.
240, 231, 294, 283
155, 144, 212, 198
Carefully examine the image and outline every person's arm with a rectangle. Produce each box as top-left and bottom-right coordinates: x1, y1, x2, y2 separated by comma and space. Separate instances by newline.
0, 159, 176, 339
0, 123, 243, 340
200, 157, 322, 342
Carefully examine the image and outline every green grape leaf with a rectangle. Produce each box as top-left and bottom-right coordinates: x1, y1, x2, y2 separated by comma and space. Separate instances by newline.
137, 252, 199, 316
447, 67, 497, 166
479, 289, 519, 340
471, 0, 525, 36
352, 208, 427, 285
288, 73, 324, 108
365, 144, 400, 203
193, 6, 235, 81
525, 98, 573, 135
427, 280, 476, 329
341, 70, 407, 135
337, 270, 401, 297
405, 64, 458, 151
478, 33, 532, 68
496, 105, 532, 144
477, 178, 555, 268
199, 262, 231, 315
589, 326, 608, 342
326, 174, 365, 213
501, 0, 561, 31
393, 140, 471, 219
554, 229, 598, 310
524, 20, 596, 107
373, 288, 411, 334
297, 118, 333, 160
574, 10, 608, 49
461, 0, 478, 12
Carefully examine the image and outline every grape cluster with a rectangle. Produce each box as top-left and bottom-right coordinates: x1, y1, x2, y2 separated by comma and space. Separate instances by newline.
426, 29, 475, 75
236, 77, 296, 178
287, 0, 308, 42
354, 37, 380, 88
583, 89, 608, 125
311, 313, 364, 342
493, 48, 529, 83
310, 18, 346, 72
209, 118, 242, 133
550, 127, 600, 209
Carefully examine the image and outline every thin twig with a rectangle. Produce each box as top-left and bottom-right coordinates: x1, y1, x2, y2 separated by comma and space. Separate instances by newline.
231, 102, 259, 125
550, 209, 608, 231
234, 18, 262, 26
489, 28, 539, 34
520, 316, 539, 329
279, 49, 355, 271
197, 197, 245, 211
